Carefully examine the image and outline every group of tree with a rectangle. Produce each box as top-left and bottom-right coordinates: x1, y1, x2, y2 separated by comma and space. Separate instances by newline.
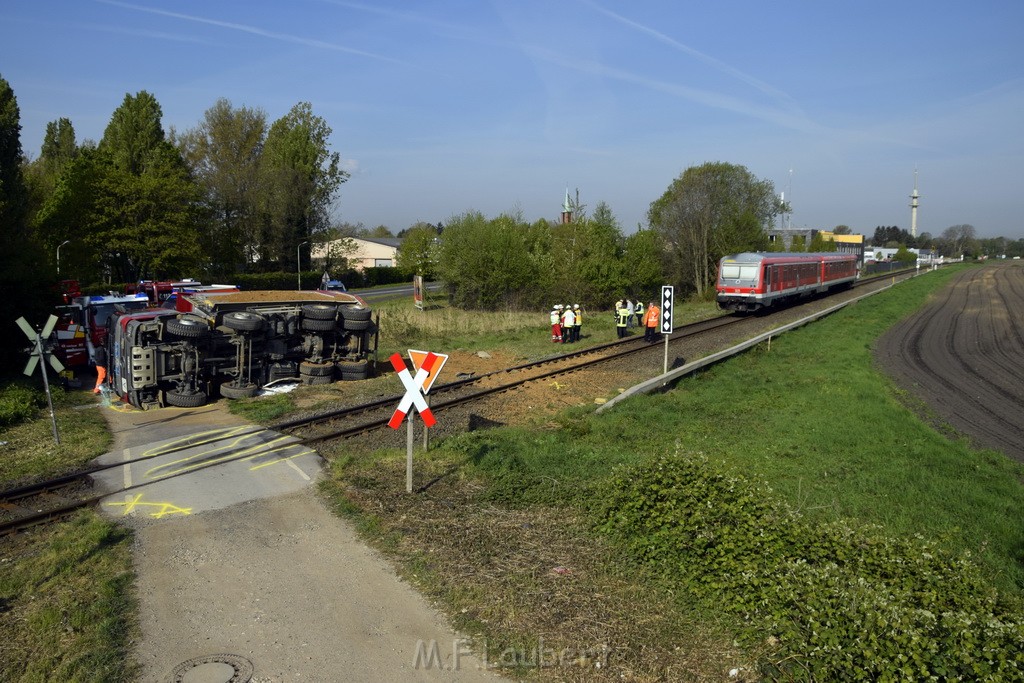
23, 92, 347, 287
427, 204, 663, 311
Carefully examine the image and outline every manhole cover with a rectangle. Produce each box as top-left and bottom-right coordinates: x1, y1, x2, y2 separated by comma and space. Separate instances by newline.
168, 654, 253, 683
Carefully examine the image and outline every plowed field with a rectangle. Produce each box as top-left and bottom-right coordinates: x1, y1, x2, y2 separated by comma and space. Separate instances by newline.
875, 262, 1024, 462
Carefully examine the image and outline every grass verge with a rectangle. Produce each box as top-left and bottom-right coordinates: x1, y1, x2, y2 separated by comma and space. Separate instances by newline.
322, 265, 1024, 680
1, 382, 138, 682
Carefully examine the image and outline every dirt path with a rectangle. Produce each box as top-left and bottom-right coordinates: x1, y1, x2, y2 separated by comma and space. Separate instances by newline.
100, 403, 502, 682
874, 262, 1024, 462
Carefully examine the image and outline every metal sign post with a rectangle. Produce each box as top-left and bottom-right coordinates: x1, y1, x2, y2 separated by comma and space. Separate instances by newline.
16, 316, 65, 445
661, 285, 674, 374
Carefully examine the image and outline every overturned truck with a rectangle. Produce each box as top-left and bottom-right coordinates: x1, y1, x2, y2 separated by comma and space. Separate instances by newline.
107, 290, 376, 409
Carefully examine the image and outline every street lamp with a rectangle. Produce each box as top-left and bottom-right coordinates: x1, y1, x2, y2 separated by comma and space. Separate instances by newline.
297, 241, 309, 290
56, 240, 71, 276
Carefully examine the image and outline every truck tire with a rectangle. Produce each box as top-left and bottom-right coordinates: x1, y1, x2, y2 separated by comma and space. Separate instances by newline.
301, 317, 336, 332
302, 373, 333, 385
165, 389, 208, 408
301, 304, 337, 320
165, 316, 208, 339
299, 360, 334, 376
338, 357, 369, 380
336, 359, 369, 380
340, 305, 372, 322
220, 382, 259, 399
343, 318, 371, 332
223, 311, 265, 332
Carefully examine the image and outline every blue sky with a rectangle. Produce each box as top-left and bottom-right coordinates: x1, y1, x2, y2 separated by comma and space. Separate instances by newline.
3, 1, 1023, 240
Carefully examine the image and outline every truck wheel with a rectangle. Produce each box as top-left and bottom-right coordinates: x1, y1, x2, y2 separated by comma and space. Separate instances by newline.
301, 317, 336, 332
165, 389, 208, 408
341, 305, 372, 322
336, 359, 369, 380
223, 311, 265, 332
299, 360, 334, 376
302, 373, 333, 385
302, 304, 337, 320
165, 316, 208, 339
343, 318, 371, 332
220, 382, 259, 399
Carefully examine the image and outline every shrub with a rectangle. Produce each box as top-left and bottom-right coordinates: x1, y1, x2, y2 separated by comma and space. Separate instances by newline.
0, 381, 45, 430
596, 451, 1024, 680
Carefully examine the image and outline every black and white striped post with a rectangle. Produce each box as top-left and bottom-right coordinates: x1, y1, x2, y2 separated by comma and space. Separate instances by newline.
661, 285, 674, 374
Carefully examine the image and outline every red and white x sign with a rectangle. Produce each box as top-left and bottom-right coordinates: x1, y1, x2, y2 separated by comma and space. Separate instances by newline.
388, 352, 439, 429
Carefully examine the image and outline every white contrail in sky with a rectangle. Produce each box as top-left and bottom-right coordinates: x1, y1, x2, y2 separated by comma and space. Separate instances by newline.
97, 0, 408, 65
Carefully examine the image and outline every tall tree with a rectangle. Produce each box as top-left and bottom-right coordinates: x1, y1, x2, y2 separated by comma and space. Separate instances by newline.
259, 102, 347, 269
176, 99, 267, 272
940, 224, 978, 258
648, 162, 775, 298
0, 75, 50, 373
569, 201, 628, 307
101, 91, 165, 175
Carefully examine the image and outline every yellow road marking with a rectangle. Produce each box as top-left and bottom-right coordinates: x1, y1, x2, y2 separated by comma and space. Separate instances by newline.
106, 493, 192, 518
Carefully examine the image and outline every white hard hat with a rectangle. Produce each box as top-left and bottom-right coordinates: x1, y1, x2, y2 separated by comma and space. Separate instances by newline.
573, 304, 579, 309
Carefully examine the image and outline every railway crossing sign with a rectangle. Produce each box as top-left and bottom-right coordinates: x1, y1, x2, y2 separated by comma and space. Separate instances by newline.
15, 315, 63, 445
390, 349, 448, 494
388, 351, 446, 429
407, 348, 448, 394
661, 285, 674, 334
16, 315, 65, 376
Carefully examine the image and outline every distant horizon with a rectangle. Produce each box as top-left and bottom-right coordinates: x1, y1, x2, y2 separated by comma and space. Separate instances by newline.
3, 1, 1022, 240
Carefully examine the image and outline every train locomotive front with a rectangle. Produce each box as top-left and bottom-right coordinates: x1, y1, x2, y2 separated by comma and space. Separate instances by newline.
716, 252, 858, 312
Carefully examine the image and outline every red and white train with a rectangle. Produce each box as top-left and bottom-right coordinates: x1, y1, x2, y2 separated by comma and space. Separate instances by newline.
715, 252, 858, 312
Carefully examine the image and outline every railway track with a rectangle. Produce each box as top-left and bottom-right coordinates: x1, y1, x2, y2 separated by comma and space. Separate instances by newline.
1, 267, 918, 535
273, 313, 745, 442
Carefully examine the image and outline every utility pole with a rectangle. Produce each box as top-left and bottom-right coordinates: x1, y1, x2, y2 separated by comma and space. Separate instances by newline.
297, 241, 309, 290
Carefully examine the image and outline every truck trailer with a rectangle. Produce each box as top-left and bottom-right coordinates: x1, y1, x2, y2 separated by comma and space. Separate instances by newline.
105, 289, 376, 409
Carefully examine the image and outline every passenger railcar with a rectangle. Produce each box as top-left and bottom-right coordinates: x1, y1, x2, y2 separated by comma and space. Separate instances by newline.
716, 252, 858, 312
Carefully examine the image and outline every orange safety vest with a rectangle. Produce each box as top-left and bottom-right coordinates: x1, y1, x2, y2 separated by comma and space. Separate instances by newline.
643, 306, 660, 327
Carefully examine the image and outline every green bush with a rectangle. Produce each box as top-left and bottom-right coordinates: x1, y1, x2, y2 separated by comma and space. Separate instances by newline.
0, 381, 45, 429
597, 452, 1024, 680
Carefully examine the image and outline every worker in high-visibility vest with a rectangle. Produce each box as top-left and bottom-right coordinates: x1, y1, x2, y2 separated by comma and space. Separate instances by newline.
93, 345, 108, 394
560, 304, 575, 343
615, 300, 629, 339
643, 301, 660, 342
572, 304, 582, 343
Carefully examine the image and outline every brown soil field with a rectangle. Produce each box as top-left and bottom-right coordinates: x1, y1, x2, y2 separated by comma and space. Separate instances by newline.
875, 262, 1024, 462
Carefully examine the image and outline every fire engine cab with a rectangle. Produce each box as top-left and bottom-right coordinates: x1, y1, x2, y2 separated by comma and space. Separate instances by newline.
52, 286, 151, 368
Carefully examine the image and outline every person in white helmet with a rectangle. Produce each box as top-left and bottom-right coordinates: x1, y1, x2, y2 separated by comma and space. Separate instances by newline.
560, 304, 575, 343
572, 304, 582, 342
549, 305, 562, 342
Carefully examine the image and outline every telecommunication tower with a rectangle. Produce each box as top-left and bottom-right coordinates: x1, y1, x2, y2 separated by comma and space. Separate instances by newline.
910, 169, 920, 238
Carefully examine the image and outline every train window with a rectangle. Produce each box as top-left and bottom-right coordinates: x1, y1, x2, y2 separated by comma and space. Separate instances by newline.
721, 265, 758, 280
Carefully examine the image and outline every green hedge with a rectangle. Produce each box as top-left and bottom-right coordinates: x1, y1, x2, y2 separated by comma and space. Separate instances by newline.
597, 453, 1024, 680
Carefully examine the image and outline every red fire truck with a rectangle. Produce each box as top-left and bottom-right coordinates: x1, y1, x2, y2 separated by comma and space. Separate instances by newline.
52, 285, 152, 368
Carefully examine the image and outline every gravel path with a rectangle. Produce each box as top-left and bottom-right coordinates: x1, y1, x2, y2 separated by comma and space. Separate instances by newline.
874, 262, 1024, 462
101, 404, 502, 682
